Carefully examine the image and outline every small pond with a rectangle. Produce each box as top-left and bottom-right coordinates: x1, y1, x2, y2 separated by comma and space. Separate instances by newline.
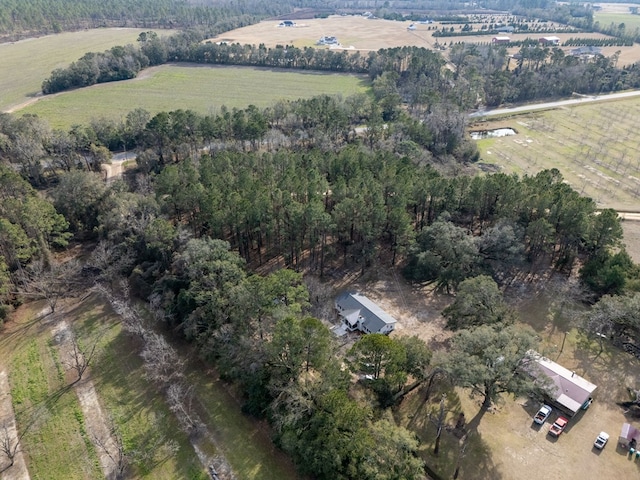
470, 128, 516, 140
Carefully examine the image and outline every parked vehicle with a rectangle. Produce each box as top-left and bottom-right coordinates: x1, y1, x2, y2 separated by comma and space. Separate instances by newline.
594, 432, 609, 449
548, 417, 568, 437
533, 405, 552, 425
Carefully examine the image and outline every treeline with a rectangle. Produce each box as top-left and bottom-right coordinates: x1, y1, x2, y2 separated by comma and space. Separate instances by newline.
42, 28, 640, 113
42, 30, 374, 94
0, 0, 294, 38
563, 37, 634, 47
449, 42, 640, 106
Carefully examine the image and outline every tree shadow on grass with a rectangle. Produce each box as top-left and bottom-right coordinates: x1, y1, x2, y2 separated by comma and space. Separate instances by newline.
572, 329, 638, 404
399, 383, 502, 480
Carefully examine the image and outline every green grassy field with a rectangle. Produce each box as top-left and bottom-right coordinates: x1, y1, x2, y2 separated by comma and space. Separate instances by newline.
594, 12, 640, 31
0, 294, 300, 479
18, 64, 370, 129
471, 96, 640, 211
9, 335, 103, 479
0, 28, 169, 112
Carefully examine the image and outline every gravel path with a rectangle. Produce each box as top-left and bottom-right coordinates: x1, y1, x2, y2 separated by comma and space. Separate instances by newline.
51, 321, 119, 480
0, 371, 29, 480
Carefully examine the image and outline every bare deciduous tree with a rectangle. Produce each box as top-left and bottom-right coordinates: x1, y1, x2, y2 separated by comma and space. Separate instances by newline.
65, 336, 100, 383
18, 259, 81, 314
92, 425, 128, 480
167, 383, 203, 435
0, 423, 19, 471
140, 331, 184, 386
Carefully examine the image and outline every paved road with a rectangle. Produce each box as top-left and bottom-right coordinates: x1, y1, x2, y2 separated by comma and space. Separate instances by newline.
469, 89, 640, 118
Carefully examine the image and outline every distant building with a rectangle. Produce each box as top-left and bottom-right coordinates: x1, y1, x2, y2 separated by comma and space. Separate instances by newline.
496, 25, 515, 33
539, 36, 561, 45
278, 20, 295, 27
317, 36, 339, 45
570, 46, 602, 57
492, 36, 511, 44
335, 292, 397, 335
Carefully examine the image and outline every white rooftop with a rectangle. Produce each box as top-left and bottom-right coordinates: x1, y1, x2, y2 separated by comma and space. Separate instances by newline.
533, 353, 597, 414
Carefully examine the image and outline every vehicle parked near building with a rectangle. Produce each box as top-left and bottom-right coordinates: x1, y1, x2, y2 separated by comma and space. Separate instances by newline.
533, 405, 552, 425
548, 417, 568, 437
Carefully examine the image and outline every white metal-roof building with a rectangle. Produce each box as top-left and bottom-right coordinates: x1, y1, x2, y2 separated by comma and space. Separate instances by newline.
531, 352, 597, 416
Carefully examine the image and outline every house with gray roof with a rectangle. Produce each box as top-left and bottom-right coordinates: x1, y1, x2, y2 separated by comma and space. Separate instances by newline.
335, 292, 397, 335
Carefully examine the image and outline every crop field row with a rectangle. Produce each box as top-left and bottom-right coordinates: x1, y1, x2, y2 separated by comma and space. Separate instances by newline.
472, 96, 640, 211
18, 64, 370, 129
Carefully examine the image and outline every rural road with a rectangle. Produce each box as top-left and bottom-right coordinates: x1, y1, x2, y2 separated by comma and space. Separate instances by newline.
469, 89, 640, 118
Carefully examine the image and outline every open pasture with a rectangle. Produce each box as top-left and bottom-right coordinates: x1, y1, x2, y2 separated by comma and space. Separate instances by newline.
18, 64, 369, 129
595, 12, 640, 31
214, 15, 640, 66
0, 293, 299, 479
208, 15, 438, 51
0, 28, 171, 112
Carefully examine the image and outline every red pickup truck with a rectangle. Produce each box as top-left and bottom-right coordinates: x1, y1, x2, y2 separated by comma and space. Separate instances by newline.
548, 417, 568, 437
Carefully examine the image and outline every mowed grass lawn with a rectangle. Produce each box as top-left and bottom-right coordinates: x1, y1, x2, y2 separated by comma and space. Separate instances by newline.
0, 28, 171, 111
19, 64, 371, 129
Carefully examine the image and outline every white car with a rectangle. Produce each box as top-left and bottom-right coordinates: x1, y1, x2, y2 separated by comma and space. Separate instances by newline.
594, 432, 609, 449
533, 405, 552, 425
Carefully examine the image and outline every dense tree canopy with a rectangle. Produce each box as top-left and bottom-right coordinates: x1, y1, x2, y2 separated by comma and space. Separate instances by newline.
442, 324, 539, 409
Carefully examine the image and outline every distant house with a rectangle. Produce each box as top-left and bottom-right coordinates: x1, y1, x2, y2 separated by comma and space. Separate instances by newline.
317, 36, 339, 45
492, 36, 510, 44
619, 423, 640, 448
530, 352, 597, 416
278, 20, 295, 27
570, 46, 602, 57
496, 25, 514, 33
539, 36, 560, 45
335, 292, 397, 335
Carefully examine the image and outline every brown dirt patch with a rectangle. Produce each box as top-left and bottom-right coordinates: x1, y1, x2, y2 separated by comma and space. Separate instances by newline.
622, 221, 640, 263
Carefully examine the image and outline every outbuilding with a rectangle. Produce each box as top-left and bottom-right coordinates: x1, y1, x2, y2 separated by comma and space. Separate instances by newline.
539, 36, 560, 45
492, 36, 510, 44
619, 423, 640, 448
